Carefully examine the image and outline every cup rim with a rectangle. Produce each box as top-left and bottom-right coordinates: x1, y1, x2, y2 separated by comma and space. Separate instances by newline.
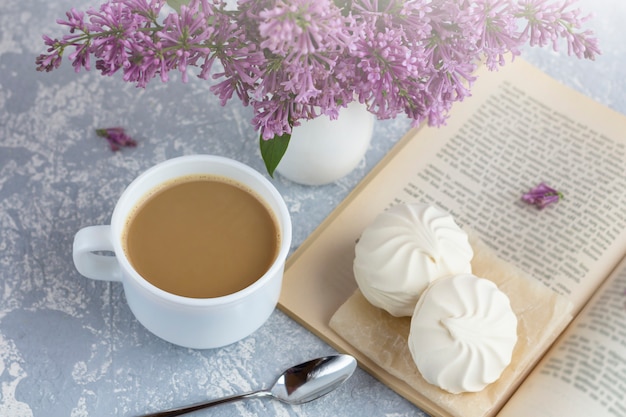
111, 154, 292, 307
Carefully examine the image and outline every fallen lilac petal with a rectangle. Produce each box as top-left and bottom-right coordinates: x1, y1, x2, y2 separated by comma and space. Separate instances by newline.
522, 182, 563, 209
95, 127, 137, 151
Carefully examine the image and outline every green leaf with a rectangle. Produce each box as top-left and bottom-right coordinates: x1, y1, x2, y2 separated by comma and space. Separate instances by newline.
260, 132, 291, 178
166, 0, 190, 12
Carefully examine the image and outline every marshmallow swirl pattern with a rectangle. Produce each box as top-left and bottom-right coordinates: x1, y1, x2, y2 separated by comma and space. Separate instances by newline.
408, 274, 518, 394
353, 203, 473, 317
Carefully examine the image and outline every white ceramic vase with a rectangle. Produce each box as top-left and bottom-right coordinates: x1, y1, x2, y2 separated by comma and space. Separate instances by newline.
275, 101, 375, 185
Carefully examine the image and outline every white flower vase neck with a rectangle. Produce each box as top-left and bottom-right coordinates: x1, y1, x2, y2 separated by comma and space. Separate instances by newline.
275, 101, 375, 185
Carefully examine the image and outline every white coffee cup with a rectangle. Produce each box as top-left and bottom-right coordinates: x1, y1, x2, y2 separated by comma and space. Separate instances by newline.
72, 155, 292, 349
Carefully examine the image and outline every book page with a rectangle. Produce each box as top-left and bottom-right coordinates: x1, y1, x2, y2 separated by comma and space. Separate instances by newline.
362, 60, 626, 311
497, 258, 626, 417
278, 58, 626, 413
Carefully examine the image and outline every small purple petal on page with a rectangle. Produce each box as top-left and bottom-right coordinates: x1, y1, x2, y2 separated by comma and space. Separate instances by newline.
522, 182, 563, 209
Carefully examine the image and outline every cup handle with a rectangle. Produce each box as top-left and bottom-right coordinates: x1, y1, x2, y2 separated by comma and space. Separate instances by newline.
72, 225, 122, 282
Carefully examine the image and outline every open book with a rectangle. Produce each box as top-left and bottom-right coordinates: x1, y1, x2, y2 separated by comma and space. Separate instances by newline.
277, 58, 626, 417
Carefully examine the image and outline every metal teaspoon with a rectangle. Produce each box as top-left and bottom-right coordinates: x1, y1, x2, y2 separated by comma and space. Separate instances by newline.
138, 354, 357, 417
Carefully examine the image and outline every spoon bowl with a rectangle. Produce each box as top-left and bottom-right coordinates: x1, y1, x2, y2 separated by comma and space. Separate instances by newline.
138, 354, 357, 417
270, 354, 357, 404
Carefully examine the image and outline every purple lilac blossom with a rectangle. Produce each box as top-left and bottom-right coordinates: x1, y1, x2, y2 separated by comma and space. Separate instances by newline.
36, 0, 600, 141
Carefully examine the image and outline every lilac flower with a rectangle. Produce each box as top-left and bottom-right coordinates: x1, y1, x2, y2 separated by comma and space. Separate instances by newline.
35, 35, 65, 72
516, 0, 601, 59
522, 182, 563, 209
158, 0, 215, 83
117, 30, 166, 86
467, 0, 522, 69
95, 127, 137, 151
36, 0, 600, 172
258, 0, 347, 58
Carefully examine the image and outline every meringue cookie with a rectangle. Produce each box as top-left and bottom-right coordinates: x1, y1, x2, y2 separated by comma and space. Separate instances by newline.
353, 203, 473, 317
408, 274, 518, 394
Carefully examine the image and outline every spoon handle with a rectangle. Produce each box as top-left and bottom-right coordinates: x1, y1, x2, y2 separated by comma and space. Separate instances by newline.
137, 390, 272, 417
